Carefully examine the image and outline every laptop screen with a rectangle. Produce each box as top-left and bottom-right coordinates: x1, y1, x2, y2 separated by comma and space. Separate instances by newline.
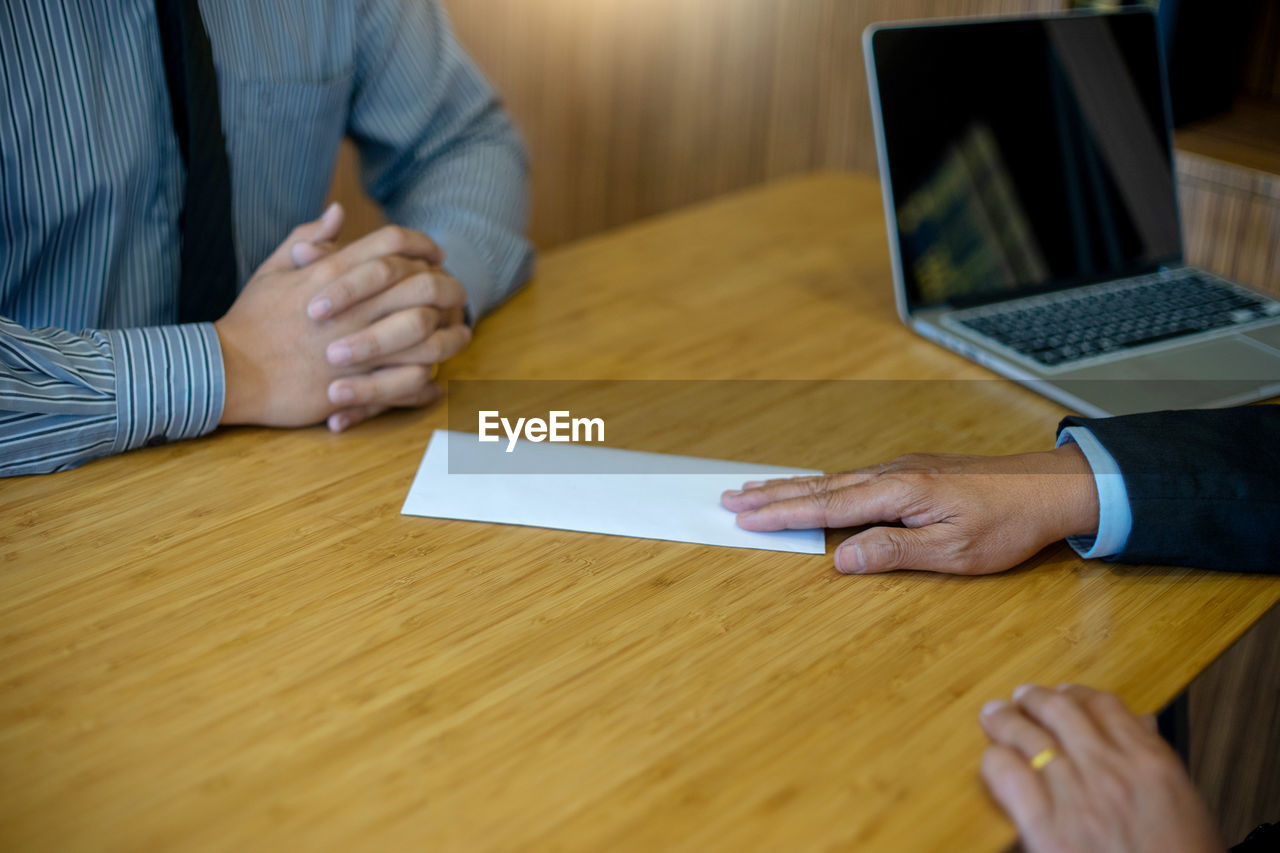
868, 10, 1183, 311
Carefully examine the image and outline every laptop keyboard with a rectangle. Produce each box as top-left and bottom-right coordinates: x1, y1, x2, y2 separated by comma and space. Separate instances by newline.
954, 272, 1280, 367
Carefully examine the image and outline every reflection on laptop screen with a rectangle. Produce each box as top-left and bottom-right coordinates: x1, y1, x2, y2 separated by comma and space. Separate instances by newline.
871, 11, 1183, 309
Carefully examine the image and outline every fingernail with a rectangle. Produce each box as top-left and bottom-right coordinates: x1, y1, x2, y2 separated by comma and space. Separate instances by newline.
308, 297, 333, 319
981, 700, 1008, 717
724, 489, 743, 498
323, 201, 341, 221
329, 414, 349, 432
327, 341, 352, 365
1013, 684, 1035, 701
330, 386, 355, 405
743, 481, 764, 489
835, 543, 870, 575
833, 541, 856, 574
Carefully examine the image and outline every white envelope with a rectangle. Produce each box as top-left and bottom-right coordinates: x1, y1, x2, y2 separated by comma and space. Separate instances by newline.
401, 430, 826, 554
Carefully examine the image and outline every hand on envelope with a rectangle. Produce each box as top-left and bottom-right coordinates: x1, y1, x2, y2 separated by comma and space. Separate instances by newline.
721, 444, 1100, 575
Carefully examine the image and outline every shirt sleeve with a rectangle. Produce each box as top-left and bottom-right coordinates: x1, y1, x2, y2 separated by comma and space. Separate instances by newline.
0, 316, 225, 477
1057, 408, 1279, 573
1055, 425, 1133, 559
348, 0, 534, 321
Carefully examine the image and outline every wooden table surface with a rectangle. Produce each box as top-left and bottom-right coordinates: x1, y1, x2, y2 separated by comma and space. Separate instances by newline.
2, 173, 1277, 852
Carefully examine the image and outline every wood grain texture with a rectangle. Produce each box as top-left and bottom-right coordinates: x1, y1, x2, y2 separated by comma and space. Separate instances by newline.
1175, 150, 1280, 296
1176, 98, 1280, 181
1189, 605, 1280, 844
2, 174, 1278, 852
328, 0, 1064, 248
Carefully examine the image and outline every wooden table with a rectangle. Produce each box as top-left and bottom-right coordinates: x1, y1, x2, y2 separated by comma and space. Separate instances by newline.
2, 173, 1276, 851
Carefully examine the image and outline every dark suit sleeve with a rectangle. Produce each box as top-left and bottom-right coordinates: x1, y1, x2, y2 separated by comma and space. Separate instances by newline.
1057, 406, 1280, 574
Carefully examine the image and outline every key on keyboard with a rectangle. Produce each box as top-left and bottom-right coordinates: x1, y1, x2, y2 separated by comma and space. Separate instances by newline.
956, 273, 1278, 367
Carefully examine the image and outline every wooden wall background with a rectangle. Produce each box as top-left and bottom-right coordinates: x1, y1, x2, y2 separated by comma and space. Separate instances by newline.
332, 0, 1063, 248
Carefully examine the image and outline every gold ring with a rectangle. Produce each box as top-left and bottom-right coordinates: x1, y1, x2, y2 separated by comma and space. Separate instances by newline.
1029, 747, 1057, 771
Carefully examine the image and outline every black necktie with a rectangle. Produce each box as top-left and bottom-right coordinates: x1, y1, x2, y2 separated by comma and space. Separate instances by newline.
154, 0, 238, 324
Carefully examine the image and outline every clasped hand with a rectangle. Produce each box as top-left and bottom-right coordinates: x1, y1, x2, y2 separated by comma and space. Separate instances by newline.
215, 204, 470, 432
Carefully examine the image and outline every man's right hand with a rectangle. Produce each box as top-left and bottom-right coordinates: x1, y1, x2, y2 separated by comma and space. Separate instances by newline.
721, 445, 1101, 575
214, 206, 470, 428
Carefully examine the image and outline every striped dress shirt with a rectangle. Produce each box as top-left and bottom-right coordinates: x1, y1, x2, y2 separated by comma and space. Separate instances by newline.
1, 0, 532, 477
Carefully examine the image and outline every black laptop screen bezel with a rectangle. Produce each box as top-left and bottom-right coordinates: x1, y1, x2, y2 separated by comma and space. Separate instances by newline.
866, 9, 1186, 315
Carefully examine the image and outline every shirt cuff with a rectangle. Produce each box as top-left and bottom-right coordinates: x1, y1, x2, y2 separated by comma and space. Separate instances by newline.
1056, 426, 1133, 559
430, 230, 496, 322
104, 323, 225, 454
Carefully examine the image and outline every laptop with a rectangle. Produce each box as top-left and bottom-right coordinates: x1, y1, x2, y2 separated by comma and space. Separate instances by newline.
864, 8, 1280, 417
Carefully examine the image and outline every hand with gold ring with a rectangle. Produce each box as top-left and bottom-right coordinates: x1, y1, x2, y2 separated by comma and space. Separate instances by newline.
978, 684, 1224, 853
1028, 746, 1057, 772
